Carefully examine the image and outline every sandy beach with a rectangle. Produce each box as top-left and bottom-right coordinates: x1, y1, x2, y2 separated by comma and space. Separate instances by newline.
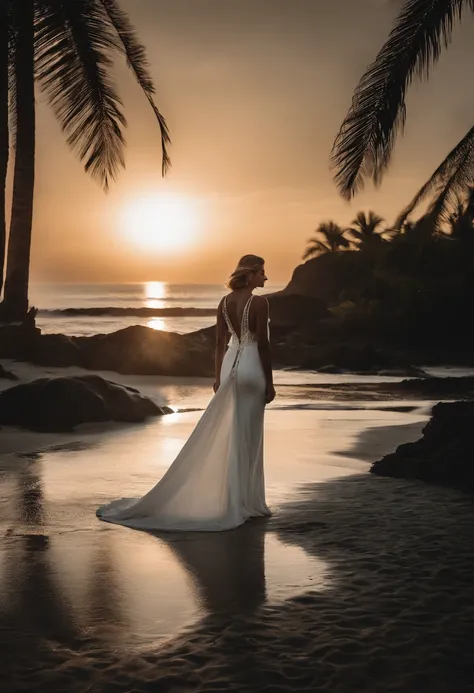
1, 360, 474, 692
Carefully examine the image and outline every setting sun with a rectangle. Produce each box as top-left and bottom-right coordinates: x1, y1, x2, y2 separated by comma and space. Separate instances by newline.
121, 194, 200, 253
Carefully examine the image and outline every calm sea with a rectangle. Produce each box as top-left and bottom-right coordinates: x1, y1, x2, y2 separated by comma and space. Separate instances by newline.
30, 282, 285, 337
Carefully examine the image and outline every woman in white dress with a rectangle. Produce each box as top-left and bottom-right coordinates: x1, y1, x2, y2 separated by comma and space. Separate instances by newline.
96, 254, 274, 531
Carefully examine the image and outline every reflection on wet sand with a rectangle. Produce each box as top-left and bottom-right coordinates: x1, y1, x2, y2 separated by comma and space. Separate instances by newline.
1, 465, 80, 657
0, 459, 301, 665
153, 518, 269, 615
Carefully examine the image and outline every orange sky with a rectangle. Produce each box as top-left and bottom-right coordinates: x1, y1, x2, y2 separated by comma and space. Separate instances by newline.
22, 0, 474, 285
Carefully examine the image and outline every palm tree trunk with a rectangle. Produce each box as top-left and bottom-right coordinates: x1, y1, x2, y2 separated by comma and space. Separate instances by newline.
2, 0, 35, 322
0, 2, 10, 300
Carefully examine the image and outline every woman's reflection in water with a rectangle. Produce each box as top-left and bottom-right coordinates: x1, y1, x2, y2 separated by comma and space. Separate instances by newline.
153, 517, 270, 616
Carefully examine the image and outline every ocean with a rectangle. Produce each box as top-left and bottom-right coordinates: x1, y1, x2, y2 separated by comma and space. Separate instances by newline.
30, 282, 286, 337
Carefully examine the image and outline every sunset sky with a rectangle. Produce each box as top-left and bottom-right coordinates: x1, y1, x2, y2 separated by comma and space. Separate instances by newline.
26, 0, 474, 285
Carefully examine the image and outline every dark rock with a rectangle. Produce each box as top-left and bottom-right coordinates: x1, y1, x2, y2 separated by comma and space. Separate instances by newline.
282, 252, 374, 303
75, 325, 215, 376
266, 292, 328, 331
371, 401, 474, 493
397, 376, 474, 397
33, 333, 81, 367
376, 367, 428, 378
317, 364, 343, 374
0, 364, 18, 380
301, 343, 393, 371
0, 321, 41, 359
1, 322, 216, 377
0, 375, 168, 432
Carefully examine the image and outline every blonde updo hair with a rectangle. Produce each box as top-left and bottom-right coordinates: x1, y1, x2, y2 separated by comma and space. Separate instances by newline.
226, 254, 265, 291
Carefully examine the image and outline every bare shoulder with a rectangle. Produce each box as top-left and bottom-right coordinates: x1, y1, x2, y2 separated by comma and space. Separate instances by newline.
252, 295, 269, 313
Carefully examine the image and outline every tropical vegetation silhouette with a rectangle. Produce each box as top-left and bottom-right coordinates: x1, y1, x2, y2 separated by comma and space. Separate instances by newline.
303, 221, 353, 259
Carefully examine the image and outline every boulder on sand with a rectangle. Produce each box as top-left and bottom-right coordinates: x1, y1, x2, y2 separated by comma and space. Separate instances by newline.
371, 401, 474, 493
0, 374, 170, 432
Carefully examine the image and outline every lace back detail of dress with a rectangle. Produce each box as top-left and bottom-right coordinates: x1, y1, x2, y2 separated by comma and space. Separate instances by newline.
223, 295, 255, 345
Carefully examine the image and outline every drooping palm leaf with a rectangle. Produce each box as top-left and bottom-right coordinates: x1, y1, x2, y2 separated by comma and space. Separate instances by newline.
35, 0, 127, 190
443, 183, 474, 239
396, 124, 474, 230
98, 0, 171, 175
331, 0, 474, 200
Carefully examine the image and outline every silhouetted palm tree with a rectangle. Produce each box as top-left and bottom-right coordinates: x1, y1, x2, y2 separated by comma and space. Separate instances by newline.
1, 0, 171, 321
303, 221, 352, 259
331, 0, 474, 231
347, 211, 387, 247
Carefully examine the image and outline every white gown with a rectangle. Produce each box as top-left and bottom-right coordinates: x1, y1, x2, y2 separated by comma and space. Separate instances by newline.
96, 294, 271, 531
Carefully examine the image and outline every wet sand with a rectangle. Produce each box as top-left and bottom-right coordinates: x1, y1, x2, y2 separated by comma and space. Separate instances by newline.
1, 360, 474, 691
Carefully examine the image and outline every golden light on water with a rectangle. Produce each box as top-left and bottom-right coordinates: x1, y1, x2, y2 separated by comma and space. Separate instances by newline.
144, 280, 166, 309
144, 282, 167, 330
121, 194, 200, 254
147, 317, 166, 331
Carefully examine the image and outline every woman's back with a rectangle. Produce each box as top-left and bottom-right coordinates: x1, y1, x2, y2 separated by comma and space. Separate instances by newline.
222, 291, 266, 341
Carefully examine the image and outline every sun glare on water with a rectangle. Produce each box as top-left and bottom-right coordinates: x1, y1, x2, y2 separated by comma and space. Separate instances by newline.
145, 280, 166, 308
144, 281, 167, 331
121, 194, 200, 254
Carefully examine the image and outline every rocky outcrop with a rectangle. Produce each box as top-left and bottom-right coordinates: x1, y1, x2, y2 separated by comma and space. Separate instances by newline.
0, 323, 215, 377
0, 364, 18, 380
0, 375, 170, 432
272, 340, 403, 371
0, 321, 41, 360
395, 376, 474, 397
282, 252, 373, 303
74, 325, 215, 375
266, 292, 328, 331
371, 401, 474, 493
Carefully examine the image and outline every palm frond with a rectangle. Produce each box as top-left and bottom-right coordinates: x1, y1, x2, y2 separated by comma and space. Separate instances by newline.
98, 0, 171, 175
401, 124, 474, 217
347, 228, 364, 243
366, 210, 385, 230
464, 183, 474, 217
331, 0, 474, 200
398, 124, 474, 231
425, 164, 474, 233
392, 207, 412, 232
315, 222, 353, 252
350, 210, 385, 237
303, 240, 328, 259
35, 0, 127, 190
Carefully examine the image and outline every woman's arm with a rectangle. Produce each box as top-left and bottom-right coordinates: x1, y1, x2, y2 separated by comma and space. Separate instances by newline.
255, 297, 275, 403
214, 298, 228, 392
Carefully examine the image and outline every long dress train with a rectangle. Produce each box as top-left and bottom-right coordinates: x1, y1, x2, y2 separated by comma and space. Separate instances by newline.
96, 294, 271, 531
